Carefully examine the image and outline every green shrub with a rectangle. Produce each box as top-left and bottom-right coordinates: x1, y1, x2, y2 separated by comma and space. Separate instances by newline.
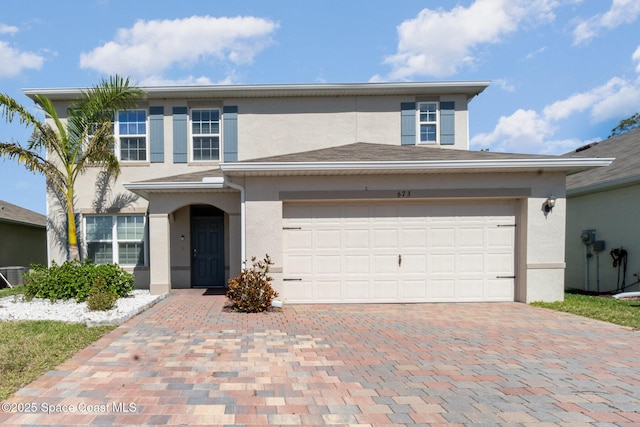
87, 278, 119, 311
23, 259, 134, 303
226, 255, 279, 313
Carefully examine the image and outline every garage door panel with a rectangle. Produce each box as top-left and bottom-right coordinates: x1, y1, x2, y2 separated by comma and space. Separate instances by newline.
316, 229, 341, 249
344, 280, 370, 301
346, 255, 370, 274
431, 253, 455, 273
285, 255, 313, 276
283, 200, 516, 303
345, 229, 369, 249
486, 253, 514, 274
401, 228, 426, 248
458, 253, 484, 273
458, 228, 484, 248
285, 230, 314, 250
401, 280, 427, 299
431, 228, 456, 248
315, 281, 342, 301
431, 279, 455, 300
486, 278, 514, 300
489, 226, 515, 247
315, 255, 341, 275
402, 254, 427, 274
372, 255, 397, 274
373, 280, 398, 300
457, 279, 484, 300
373, 229, 398, 249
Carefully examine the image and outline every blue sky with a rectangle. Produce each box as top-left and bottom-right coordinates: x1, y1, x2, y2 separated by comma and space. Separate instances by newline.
2, 0, 640, 214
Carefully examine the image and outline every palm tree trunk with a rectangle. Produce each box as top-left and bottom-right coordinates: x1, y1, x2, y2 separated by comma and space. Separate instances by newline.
66, 191, 80, 260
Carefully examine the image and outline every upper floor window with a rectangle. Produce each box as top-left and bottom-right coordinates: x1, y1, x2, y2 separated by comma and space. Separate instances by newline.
116, 110, 147, 161
418, 102, 438, 144
191, 109, 220, 161
85, 214, 146, 266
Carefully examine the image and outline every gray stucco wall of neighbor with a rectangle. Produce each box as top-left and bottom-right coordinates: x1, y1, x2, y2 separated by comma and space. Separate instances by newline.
565, 184, 640, 294
0, 222, 47, 268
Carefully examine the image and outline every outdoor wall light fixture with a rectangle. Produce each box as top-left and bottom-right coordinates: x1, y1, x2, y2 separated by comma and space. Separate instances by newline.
544, 195, 556, 213
180, 235, 185, 241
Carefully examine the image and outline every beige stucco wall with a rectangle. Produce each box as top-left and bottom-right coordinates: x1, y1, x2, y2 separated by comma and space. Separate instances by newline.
232, 93, 471, 159
565, 184, 640, 293
242, 171, 567, 303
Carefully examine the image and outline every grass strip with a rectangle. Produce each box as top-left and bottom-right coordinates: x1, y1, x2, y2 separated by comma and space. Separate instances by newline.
0, 320, 115, 400
531, 293, 640, 330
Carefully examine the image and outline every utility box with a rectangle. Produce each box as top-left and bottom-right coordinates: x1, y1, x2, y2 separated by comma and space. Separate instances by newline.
593, 240, 606, 252
581, 229, 596, 245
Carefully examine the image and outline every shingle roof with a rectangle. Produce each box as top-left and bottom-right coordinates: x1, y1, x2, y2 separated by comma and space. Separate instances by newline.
564, 127, 640, 193
137, 168, 224, 184
243, 142, 555, 162
0, 200, 46, 228
130, 142, 609, 186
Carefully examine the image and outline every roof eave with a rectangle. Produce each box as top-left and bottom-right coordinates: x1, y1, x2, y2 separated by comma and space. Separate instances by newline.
123, 179, 227, 200
220, 158, 614, 176
567, 173, 640, 197
23, 81, 490, 102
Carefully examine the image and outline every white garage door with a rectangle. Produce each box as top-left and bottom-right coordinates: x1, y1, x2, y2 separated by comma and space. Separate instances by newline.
282, 200, 516, 303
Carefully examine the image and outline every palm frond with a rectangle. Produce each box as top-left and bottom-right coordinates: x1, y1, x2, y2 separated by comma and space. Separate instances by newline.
0, 142, 66, 192
0, 93, 45, 131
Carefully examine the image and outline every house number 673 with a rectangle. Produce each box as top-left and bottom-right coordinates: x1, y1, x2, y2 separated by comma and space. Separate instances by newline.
397, 190, 411, 198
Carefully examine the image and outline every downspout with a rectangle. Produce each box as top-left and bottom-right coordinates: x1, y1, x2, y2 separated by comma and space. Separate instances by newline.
224, 179, 246, 266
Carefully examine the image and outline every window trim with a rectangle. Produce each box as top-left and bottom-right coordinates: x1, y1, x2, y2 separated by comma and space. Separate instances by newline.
416, 101, 440, 145
84, 214, 147, 266
416, 101, 439, 145
114, 109, 149, 162
189, 108, 222, 162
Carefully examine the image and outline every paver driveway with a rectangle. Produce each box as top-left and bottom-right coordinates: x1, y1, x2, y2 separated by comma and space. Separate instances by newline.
1, 289, 639, 426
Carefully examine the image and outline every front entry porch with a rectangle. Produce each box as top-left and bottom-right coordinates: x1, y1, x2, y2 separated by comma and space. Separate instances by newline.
139, 189, 241, 295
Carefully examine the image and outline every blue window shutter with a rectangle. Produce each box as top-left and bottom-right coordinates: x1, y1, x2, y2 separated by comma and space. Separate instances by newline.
173, 107, 188, 163
223, 106, 238, 162
440, 101, 455, 145
401, 102, 416, 145
149, 106, 164, 163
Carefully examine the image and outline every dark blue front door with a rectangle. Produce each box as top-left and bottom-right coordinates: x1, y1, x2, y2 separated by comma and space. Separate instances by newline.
191, 212, 225, 288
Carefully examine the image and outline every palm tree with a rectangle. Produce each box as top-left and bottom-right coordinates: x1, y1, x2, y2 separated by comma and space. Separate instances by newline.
0, 75, 144, 260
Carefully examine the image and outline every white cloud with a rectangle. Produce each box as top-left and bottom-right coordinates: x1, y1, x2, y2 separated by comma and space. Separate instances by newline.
525, 46, 547, 60
0, 24, 18, 34
494, 78, 516, 92
380, 0, 561, 79
472, 49, 640, 154
139, 75, 235, 86
633, 45, 640, 72
80, 15, 279, 79
0, 41, 45, 78
573, 0, 640, 45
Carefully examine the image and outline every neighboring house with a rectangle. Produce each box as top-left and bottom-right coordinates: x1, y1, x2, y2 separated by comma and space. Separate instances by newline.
25, 82, 610, 303
565, 127, 640, 294
0, 200, 47, 281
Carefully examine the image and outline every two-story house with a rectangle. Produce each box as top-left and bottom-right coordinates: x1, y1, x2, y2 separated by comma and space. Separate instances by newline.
26, 82, 610, 303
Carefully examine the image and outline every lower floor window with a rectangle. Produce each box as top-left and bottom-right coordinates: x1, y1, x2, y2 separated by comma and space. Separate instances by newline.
85, 215, 145, 266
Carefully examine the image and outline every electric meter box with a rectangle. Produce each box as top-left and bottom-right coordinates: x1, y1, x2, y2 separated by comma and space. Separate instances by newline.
581, 229, 596, 244
592, 240, 606, 252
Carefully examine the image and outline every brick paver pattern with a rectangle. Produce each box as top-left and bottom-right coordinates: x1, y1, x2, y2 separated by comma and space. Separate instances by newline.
1, 289, 639, 426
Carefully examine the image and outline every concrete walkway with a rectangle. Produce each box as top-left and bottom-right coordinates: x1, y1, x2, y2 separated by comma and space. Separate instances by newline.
1, 289, 639, 426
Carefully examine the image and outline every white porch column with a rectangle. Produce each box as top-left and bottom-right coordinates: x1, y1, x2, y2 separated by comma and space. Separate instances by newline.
149, 213, 171, 295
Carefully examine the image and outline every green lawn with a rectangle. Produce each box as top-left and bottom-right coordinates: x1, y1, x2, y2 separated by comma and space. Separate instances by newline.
531, 292, 640, 330
0, 286, 116, 400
